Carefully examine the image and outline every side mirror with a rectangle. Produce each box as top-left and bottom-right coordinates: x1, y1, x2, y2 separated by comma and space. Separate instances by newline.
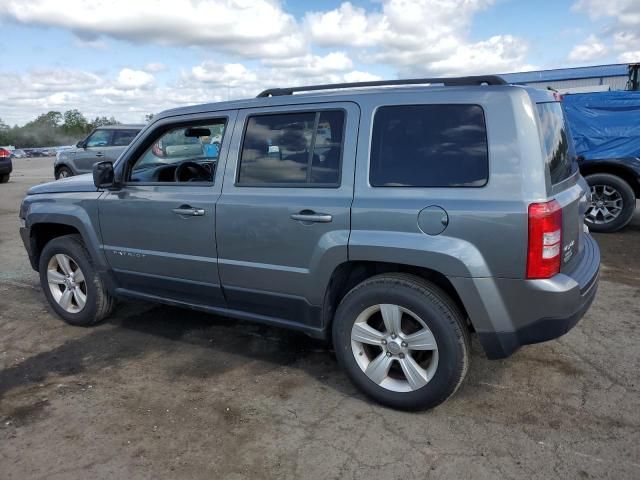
93, 161, 116, 189
76, 141, 86, 149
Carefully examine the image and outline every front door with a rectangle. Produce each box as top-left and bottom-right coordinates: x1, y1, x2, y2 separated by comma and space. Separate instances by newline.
75, 129, 113, 173
216, 103, 359, 328
98, 112, 236, 307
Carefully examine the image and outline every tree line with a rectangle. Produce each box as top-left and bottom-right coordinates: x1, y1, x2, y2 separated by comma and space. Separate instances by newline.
0, 110, 121, 148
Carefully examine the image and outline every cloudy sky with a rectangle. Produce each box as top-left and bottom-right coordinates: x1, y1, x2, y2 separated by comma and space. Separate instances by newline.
1, 0, 638, 125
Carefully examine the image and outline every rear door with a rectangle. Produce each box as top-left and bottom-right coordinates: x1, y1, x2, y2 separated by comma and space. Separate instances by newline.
216, 102, 358, 327
107, 129, 141, 162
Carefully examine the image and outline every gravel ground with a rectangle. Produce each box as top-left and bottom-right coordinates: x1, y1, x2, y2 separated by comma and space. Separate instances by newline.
1, 158, 639, 479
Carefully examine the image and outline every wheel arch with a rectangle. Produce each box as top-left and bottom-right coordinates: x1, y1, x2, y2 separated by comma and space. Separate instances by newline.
321, 261, 471, 338
581, 162, 640, 198
27, 212, 107, 273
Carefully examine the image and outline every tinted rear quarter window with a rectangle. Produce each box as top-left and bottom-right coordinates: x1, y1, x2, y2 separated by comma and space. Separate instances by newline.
370, 104, 488, 187
536, 102, 575, 184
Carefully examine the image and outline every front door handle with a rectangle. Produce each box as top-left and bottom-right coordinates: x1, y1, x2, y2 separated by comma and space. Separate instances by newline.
290, 211, 333, 223
172, 206, 205, 216
95, 152, 105, 158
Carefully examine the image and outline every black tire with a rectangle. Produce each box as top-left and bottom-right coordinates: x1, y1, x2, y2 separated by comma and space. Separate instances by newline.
332, 273, 470, 410
55, 166, 73, 180
38, 234, 115, 326
0, 173, 9, 183
585, 173, 636, 233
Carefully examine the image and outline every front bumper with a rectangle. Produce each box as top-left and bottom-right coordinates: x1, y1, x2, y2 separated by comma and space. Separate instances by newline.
452, 233, 600, 359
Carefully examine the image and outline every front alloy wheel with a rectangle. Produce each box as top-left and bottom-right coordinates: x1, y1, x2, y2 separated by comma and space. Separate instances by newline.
46, 253, 87, 313
39, 234, 115, 326
351, 304, 439, 392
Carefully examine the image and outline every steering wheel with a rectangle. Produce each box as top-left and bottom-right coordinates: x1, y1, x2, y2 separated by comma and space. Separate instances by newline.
174, 161, 211, 182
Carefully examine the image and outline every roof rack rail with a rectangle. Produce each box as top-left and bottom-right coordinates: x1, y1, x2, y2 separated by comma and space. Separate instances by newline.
256, 75, 507, 97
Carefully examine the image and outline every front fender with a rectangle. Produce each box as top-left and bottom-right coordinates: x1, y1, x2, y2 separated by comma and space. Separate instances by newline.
23, 192, 108, 270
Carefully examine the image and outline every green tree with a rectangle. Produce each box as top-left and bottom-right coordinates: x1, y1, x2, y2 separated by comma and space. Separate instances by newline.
62, 109, 89, 135
89, 116, 120, 129
28, 111, 62, 128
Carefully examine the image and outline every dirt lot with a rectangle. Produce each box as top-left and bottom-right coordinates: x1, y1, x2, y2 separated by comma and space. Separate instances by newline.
1, 157, 639, 479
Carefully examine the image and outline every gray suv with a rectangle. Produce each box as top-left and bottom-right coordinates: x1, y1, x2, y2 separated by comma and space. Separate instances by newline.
54, 124, 143, 179
19, 76, 600, 410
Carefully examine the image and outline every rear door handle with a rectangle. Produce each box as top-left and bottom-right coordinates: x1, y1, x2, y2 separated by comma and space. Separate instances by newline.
95, 152, 105, 158
290, 211, 333, 223
172, 206, 205, 216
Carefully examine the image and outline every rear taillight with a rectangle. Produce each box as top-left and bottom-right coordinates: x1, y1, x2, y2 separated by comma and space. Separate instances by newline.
527, 200, 562, 279
0, 148, 10, 158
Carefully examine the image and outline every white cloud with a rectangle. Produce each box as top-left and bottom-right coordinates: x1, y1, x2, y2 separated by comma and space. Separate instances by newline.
117, 68, 155, 88
262, 52, 353, 76
343, 70, 382, 82
0, 0, 306, 59
0, 60, 383, 126
305, 0, 529, 75
144, 62, 167, 73
572, 0, 640, 62
568, 34, 607, 62
191, 62, 258, 86
619, 50, 640, 63
573, 0, 640, 27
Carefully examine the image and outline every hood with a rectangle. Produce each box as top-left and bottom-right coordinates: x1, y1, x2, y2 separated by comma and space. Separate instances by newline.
28, 173, 97, 195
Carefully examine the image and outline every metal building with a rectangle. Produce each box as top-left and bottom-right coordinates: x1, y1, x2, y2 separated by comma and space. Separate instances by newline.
500, 64, 636, 93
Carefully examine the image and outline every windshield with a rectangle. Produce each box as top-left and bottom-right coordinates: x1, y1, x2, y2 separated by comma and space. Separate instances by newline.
536, 102, 576, 184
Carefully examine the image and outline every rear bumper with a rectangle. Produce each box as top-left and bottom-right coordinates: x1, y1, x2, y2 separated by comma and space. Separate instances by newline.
451, 233, 600, 359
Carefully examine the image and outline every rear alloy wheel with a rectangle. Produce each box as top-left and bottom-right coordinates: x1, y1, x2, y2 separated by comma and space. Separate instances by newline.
333, 273, 469, 410
351, 304, 439, 392
585, 173, 635, 233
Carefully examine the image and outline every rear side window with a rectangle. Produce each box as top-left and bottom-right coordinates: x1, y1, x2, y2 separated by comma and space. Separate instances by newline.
536, 102, 575, 184
112, 129, 140, 146
370, 104, 488, 187
238, 110, 344, 186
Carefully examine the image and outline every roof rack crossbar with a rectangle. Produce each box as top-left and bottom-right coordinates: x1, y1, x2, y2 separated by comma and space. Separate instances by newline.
257, 75, 507, 97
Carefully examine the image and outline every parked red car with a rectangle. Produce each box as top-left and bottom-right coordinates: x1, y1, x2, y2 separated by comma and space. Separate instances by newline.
0, 147, 13, 183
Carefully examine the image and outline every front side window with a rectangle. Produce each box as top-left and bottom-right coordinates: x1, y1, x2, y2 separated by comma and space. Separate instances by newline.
86, 130, 112, 148
238, 110, 344, 186
370, 104, 489, 187
112, 129, 140, 147
129, 121, 226, 183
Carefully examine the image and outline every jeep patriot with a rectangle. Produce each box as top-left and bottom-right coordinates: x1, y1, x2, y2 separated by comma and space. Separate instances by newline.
19, 76, 600, 410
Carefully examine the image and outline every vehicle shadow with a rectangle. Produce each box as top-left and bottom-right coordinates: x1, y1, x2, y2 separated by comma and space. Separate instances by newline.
0, 299, 500, 407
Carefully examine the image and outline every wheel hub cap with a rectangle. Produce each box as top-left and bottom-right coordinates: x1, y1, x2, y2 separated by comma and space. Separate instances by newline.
46, 253, 87, 313
350, 304, 439, 393
386, 340, 402, 355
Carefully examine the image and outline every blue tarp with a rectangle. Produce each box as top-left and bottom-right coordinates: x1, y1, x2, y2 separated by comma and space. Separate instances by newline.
563, 91, 640, 159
